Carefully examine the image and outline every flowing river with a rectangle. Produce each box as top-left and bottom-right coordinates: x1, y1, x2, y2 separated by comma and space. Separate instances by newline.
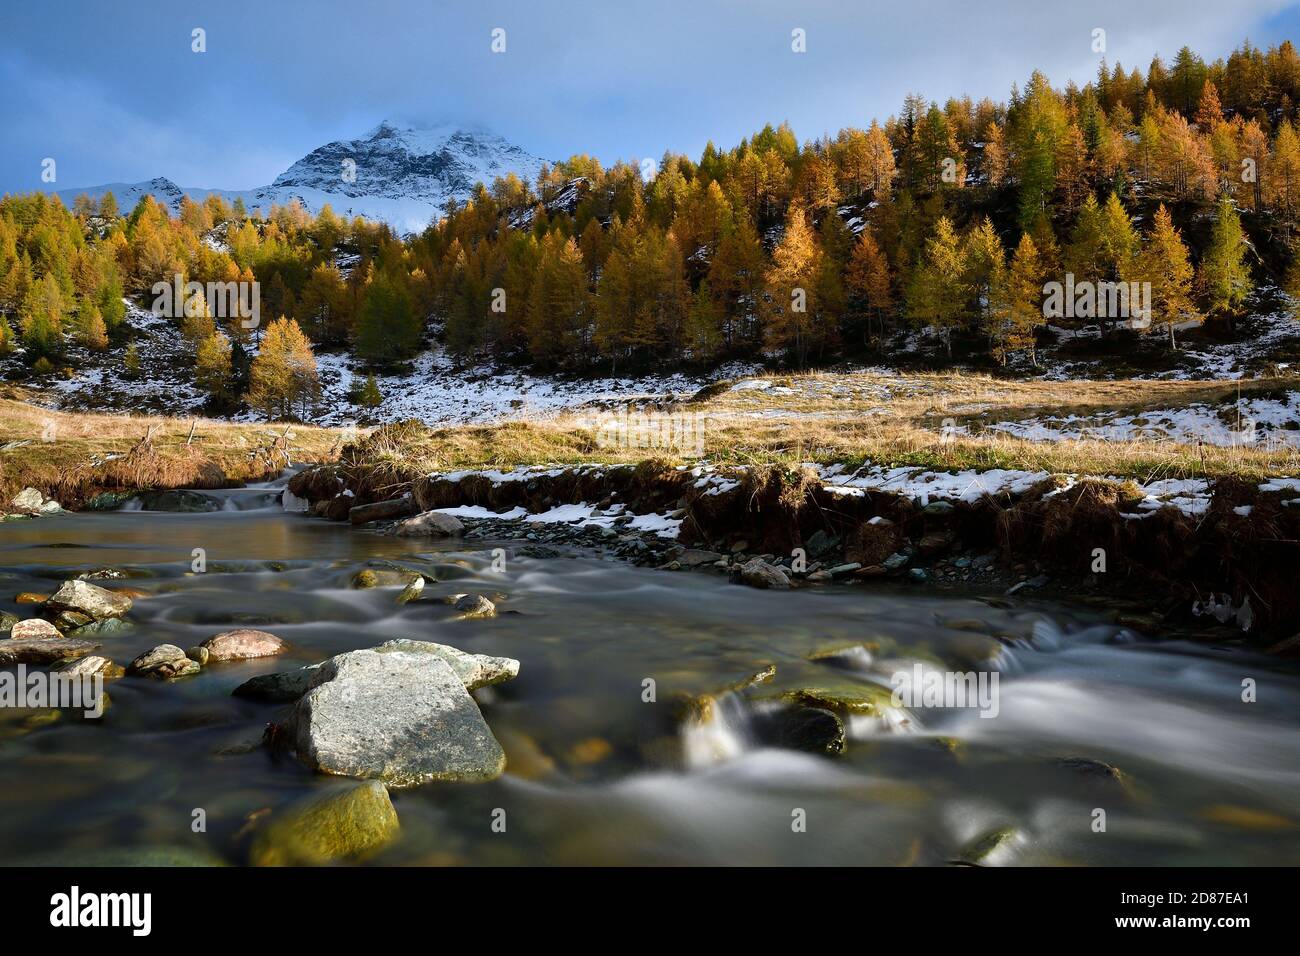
2, 477, 1298, 866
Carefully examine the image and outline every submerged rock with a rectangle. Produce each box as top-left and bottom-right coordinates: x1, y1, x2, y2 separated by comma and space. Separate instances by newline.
350, 568, 418, 589
83, 491, 137, 512
453, 593, 497, 619
233, 667, 319, 702
753, 705, 846, 755
249, 780, 399, 866
128, 644, 200, 680
18, 845, 227, 867
957, 826, 1022, 866
65, 617, 133, 638
1053, 756, 1126, 782
201, 628, 289, 662
134, 489, 219, 513
392, 511, 465, 537
43, 580, 133, 622
287, 649, 506, 787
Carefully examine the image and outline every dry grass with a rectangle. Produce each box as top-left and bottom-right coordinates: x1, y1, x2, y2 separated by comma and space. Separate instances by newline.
325, 367, 1299, 484
0, 399, 347, 505
3, 366, 1298, 509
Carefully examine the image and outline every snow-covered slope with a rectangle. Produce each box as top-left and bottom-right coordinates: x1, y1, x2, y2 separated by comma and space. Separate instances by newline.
55, 121, 549, 233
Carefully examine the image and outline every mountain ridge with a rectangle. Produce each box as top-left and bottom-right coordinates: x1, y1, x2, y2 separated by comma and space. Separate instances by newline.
54, 121, 549, 233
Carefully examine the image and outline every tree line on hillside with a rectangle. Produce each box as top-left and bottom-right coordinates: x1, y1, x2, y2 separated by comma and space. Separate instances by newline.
1, 39, 1299, 418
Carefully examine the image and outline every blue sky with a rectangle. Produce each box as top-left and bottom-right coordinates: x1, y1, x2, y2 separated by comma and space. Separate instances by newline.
3, 0, 1300, 194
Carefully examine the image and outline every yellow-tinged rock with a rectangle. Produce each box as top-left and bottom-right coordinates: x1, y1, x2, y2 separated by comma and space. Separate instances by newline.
250, 781, 400, 866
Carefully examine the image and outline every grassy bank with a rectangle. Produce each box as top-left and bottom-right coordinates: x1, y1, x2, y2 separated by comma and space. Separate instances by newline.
4, 368, 1298, 509
0, 397, 347, 506
320, 371, 1300, 487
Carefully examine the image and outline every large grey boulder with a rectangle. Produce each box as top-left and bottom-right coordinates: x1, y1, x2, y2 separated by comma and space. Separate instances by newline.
287, 649, 506, 787
44, 580, 133, 622
391, 511, 464, 537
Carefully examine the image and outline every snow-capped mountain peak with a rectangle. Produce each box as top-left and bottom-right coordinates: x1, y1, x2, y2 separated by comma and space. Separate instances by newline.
55, 121, 549, 234
270, 120, 547, 208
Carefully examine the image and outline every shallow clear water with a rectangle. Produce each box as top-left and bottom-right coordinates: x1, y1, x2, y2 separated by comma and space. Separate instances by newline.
1, 484, 1298, 866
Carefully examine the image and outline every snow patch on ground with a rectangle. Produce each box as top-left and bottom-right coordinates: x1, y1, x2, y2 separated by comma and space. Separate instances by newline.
306, 352, 760, 426
982, 393, 1300, 449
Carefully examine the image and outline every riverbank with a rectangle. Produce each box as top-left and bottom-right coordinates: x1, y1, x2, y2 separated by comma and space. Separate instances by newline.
282, 422, 1300, 648
7, 390, 1300, 646
0, 397, 347, 509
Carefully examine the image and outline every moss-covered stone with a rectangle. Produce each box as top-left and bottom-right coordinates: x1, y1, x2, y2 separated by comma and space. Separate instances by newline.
250, 781, 400, 866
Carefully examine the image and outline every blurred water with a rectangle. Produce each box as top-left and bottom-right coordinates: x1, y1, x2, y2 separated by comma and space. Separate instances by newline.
0, 501, 1297, 866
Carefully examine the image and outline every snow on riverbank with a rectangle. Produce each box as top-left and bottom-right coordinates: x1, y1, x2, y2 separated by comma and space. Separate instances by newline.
415, 460, 1299, 534
431, 500, 683, 538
